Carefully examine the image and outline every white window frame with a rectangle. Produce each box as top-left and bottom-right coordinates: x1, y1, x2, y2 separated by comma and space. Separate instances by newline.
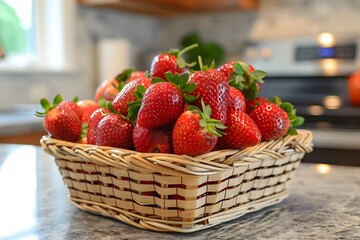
0, 0, 76, 72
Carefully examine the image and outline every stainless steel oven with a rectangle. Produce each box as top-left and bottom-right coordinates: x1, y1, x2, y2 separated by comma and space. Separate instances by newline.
242, 34, 360, 166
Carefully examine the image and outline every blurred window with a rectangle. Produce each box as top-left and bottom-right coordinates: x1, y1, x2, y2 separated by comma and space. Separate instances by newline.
0, 0, 74, 71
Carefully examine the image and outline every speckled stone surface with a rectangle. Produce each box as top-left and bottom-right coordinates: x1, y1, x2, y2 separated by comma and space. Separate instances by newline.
0, 145, 359, 240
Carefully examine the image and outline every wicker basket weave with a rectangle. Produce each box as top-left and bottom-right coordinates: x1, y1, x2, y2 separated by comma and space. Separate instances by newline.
40, 129, 313, 232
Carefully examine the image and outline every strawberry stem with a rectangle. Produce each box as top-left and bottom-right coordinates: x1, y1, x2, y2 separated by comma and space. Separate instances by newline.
198, 56, 215, 71
164, 44, 199, 68
178, 43, 198, 57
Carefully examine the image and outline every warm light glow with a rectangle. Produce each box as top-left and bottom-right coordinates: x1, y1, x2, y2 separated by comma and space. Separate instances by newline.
323, 95, 342, 109
246, 47, 259, 59
307, 105, 324, 116
318, 33, 334, 47
261, 48, 272, 59
320, 59, 338, 75
316, 164, 331, 174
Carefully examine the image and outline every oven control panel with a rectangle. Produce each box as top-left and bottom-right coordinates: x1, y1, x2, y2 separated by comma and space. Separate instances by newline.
242, 36, 360, 76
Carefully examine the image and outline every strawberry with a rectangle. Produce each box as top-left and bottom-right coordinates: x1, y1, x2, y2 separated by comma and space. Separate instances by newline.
96, 113, 134, 149
246, 97, 268, 114
228, 87, 246, 112
136, 82, 183, 128
150, 44, 198, 80
188, 61, 229, 124
56, 99, 83, 120
133, 125, 173, 153
250, 97, 304, 141
112, 76, 151, 116
77, 99, 100, 123
217, 110, 261, 149
35, 95, 82, 142
95, 78, 119, 102
44, 109, 82, 142
217, 61, 265, 100
95, 68, 134, 101
126, 71, 146, 83
87, 107, 110, 145
217, 61, 255, 80
172, 100, 226, 156
134, 72, 197, 128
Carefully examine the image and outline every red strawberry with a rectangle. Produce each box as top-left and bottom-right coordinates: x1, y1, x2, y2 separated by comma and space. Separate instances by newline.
228, 87, 246, 112
172, 101, 226, 156
246, 97, 268, 114
95, 68, 134, 101
56, 99, 82, 120
249, 97, 304, 141
43, 108, 82, 142
250, 102, 289, 141
217, 61, 255, 80
217, 110, 261, 149
133, 125, 173, 153
87, 108, 110, 145
217, 61, 265, 100
136, 82, 184, 128
95, 78, 120, 102
77, 100, 100, 123
188, 68, 229, 124
35, 94, 82, 142
126, 71, 146, 83
112, 76, 151, 115
150, 44, 198, 80
135, 72, 196, 128
96, 113, 134, 149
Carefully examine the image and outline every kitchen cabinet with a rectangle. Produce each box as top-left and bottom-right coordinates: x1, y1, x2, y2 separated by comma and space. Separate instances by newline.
77, 0, 259, 16
0, 130, 46, 145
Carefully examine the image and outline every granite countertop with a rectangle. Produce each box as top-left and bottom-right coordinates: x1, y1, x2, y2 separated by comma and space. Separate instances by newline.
0, 144, 359, 240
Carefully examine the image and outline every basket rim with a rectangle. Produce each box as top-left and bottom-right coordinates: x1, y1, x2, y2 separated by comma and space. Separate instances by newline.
40, 129, 313, 176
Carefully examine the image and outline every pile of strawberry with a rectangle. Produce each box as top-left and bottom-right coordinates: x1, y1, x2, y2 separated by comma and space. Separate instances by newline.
36, 44, 304, 157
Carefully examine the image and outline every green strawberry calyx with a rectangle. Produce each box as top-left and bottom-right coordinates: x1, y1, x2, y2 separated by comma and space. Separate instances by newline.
113, 67, 135, 91
197, 55, 216, 71
270, 96, 305, 136
35, 94, 63, 117
126, 85, 147, 123
153, 71, 199, 103
106, 102, 128, 119
162, 43, 199, 68
187, 99, 227, 137
229, 62, 266, 101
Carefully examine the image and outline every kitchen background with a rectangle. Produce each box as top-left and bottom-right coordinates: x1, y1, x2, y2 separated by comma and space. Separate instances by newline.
0, 0, 359, 164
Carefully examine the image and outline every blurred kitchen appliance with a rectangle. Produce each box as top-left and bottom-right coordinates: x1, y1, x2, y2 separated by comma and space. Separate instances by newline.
97, 38, 131, 83
242, 34, 360, 166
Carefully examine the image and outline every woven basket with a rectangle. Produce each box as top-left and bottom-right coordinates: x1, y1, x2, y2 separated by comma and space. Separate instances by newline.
40, 129, 313, 232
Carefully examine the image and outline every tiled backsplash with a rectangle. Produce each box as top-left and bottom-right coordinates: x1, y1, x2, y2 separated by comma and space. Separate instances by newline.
1, 0, 359, 109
